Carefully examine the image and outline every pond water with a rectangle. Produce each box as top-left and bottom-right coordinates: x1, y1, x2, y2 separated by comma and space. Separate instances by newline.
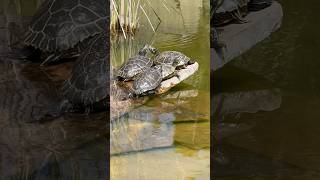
213, 0, 320, 178
0, 0, 108, 179
110, 0, 210, 179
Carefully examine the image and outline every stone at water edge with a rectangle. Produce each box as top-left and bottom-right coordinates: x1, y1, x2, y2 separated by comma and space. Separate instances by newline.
156, 62, 199, 94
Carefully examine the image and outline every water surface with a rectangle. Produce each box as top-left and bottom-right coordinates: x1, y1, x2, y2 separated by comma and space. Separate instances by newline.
213, 0, 320, 178
110, 0, 210, 179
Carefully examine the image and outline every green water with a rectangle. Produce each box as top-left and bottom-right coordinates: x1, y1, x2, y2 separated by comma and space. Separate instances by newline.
213, 0, 320, 178
111, 0, 210, 179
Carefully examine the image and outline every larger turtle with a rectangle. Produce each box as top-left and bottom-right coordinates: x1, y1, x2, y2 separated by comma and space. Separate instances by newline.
148, 47, 194, 68
117, 45, 154, 81
131, 65, 163, 96
24, 0, 108, 65
147, 46, 196, 80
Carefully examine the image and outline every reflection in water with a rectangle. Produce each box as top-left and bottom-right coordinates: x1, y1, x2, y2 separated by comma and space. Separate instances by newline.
110, 0, 210, 179
0, 2, 108, 179
0, 58, 108, 179
213, 0, 320, 178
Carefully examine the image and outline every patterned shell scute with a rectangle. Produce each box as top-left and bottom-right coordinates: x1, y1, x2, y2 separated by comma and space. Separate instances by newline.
155, 51, 190, 67
25, 0, 108, 52
133, 66, 162, 95
160, 63, 176, 79
117, 56, 153, 79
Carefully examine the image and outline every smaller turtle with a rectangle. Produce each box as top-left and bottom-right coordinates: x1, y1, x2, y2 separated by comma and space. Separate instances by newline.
117, 45, 153, 81
131, 65, 163, 96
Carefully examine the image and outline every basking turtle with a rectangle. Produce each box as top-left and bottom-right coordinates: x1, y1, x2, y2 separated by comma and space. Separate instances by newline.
117, 45, 153, 81
149, 47, 195, 69
248, 0, 272, 11
61, 31, 109, 113
24, 0, 108, 65
211, 0, 250, 27
131, 65, 163, 96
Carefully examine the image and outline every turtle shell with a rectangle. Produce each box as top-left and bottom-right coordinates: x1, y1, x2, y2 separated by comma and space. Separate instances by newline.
117, 56, 153, 80
133, 66, 162, 95
160, 63, 176, 79
24, 0, 108, 52
154, 51, 190, 67
212, 0, 249, 26
62, 31, 109, 106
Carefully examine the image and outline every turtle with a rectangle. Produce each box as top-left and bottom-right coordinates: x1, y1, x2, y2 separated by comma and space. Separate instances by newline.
147, 47, 195, 69
130, 65, 163, 96
61, 31, 109, 113
248, 0, 272, 12
117, 45, 154, 81
211, 0, 250, 27
24, 0, 108, 65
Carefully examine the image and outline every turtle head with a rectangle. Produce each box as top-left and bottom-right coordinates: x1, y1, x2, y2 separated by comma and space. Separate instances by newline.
147, 45, 159, 55
138, 44, 159, 56
188, 59, 196, 65
138, 45, 149, 56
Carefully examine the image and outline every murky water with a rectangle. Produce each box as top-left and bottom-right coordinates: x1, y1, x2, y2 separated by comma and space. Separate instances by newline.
110, 0, 210, 179
0, 0, 108, 179
213, 0, 320, 178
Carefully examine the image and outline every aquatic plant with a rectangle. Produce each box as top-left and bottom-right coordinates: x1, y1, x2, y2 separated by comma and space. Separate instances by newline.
110, 0, 163, 38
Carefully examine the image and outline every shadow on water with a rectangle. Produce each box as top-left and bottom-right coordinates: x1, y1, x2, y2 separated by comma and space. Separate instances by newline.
0, 2, 108, 179
213, 0, 320, 178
